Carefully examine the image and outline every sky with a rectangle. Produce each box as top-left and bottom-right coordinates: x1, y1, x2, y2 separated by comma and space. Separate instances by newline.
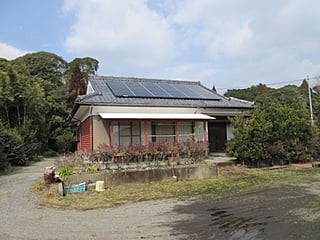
1, 0, 320, 93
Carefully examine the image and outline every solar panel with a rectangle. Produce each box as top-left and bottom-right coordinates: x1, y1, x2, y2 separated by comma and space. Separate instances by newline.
159, 82, 188, 98
143, 82, 171, 98
106, 79, 220, 100
124, 81, 154, 97
176, 84, 198, 98
107, 80, 133, 96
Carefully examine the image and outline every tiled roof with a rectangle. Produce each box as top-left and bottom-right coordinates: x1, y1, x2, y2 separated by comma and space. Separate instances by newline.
76, 76, 254, 109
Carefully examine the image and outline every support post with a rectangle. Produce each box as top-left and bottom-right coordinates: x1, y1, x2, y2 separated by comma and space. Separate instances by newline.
307, 75, 314, 126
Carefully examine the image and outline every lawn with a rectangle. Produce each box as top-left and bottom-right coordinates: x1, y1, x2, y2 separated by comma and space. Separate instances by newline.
31, 165, 320, 210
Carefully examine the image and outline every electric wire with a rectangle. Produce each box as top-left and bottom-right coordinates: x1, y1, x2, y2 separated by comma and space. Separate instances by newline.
216, 76, 320, 91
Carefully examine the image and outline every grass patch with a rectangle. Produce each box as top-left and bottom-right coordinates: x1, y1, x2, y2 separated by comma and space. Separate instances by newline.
31, 166, 320, 210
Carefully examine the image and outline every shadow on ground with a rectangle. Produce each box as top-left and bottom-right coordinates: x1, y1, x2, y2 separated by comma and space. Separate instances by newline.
169, 185, 320, 240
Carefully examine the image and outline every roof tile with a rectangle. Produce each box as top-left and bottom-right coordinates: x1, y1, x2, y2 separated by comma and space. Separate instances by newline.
76, 76, 254, 109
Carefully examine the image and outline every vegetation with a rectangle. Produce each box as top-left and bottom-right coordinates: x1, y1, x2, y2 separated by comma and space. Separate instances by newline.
226, 82, 319, 166
53, 141, 209, 172
1, 49, 320, 171
56, 165, 78, 178
32, 166, 320, 210
0, 52, 99, 170
224, 83, 273, 102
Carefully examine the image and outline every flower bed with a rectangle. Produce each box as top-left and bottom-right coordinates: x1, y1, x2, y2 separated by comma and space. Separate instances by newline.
54, 141, 209, 180
94, 141, 208, 166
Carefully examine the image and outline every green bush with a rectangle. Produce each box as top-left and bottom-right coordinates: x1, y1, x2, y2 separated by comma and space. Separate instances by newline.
57, 165, 78, 178
0, 122, 28, 168
56, 132, 76, 153
85, 164, 99, 174
227, 103, 314, 166
93, 141, 208, 164
41, 150, 58, 158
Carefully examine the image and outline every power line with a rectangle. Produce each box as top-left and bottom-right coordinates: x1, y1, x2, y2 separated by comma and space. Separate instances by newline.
216, 75, 320, 91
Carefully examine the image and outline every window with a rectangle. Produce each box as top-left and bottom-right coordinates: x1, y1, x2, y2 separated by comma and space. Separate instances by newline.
151, 122, 175, 142
178, 122, 194, 142
114, 122, 141, 146
149, 121, 204, 143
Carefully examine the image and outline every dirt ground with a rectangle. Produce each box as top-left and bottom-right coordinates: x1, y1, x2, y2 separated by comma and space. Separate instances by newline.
1, 159, 320, 240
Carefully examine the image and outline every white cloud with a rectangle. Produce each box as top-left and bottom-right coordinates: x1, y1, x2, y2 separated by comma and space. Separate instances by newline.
0, 42, 28, 60
156, 63, 216, 80
164, 0, 320, 89
63, 0, 175, 72
62, 0, 320, 91
206, 23, 254, 59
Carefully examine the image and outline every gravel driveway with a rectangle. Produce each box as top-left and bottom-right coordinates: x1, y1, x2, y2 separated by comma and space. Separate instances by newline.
0, 158, 194, 240
2, 158, 320, 240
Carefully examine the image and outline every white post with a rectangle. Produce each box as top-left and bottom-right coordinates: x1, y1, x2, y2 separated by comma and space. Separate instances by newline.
307, 75, 314, 126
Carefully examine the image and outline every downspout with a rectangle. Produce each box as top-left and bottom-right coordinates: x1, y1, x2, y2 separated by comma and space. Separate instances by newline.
89, 104, 94, 152
203, 120, 208, 156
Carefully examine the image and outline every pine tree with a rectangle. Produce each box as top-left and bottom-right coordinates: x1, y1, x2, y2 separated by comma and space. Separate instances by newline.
69, 63, 86, 95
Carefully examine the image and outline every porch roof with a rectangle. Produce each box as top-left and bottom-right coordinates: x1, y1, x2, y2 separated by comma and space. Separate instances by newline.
98, 112, 215, 120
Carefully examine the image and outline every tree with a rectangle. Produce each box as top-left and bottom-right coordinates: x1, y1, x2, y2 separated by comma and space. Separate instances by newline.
13, 51, 67, 89
68, 62, 86, 104
224, 83, 273, 102
227, 102, 313, 166
0, 52, 100, 168
255, 85, 308, 109
67, 57, 99, 84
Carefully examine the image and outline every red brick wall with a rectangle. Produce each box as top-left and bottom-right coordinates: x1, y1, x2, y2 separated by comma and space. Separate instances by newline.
78, 117, 92, 151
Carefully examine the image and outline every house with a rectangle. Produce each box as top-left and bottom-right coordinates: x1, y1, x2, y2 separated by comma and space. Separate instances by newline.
70, 76, 253, 153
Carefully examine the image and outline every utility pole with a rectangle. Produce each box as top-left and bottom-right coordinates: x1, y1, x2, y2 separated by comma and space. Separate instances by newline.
307, 75, 314, 126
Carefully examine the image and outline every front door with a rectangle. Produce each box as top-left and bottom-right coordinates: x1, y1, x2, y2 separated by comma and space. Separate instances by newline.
208, 123, 227, 152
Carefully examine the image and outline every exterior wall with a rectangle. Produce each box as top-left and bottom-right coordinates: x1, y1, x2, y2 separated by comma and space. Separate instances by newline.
93, 116, 110, 149
75, 105, 250, 152
91, 106, 197, 115
78, 117, 92, 151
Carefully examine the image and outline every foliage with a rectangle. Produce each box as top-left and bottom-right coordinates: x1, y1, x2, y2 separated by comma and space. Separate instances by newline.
227, 103, 313, 166
56, 131, 77, 153
41, 150, 58, 158
67, 57, 99, 84
13, 51, 67, 89
68, 62, 86, 104
54, 150, 94, 169
0, 52, 99, 169
224, 83, 273, 102
56, 165, 78, 178
226, 82, 319, 166
55, 142, 209, 171
85, 164, 99, 174
0, 120, 31, 168
66, 57, 99, 106
89, 141, 208, 166
255, 85, 309, 109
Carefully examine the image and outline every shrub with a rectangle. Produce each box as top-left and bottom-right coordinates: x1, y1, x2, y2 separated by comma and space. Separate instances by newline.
56, 132, 76, 153
3, 127, 27, 166
90, 141, 208, 165
126, 144, 147, 162
85, 164, 99, 174
227, 103, 314, 166
54, 150, 93, 169
57, 165, 78, 178
41, 150, 58, 158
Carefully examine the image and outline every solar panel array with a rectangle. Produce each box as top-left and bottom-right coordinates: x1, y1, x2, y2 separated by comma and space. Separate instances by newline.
106, 80, 220, 100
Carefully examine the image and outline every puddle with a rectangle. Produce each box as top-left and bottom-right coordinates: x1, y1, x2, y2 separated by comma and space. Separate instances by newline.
208, 206, 273, 239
